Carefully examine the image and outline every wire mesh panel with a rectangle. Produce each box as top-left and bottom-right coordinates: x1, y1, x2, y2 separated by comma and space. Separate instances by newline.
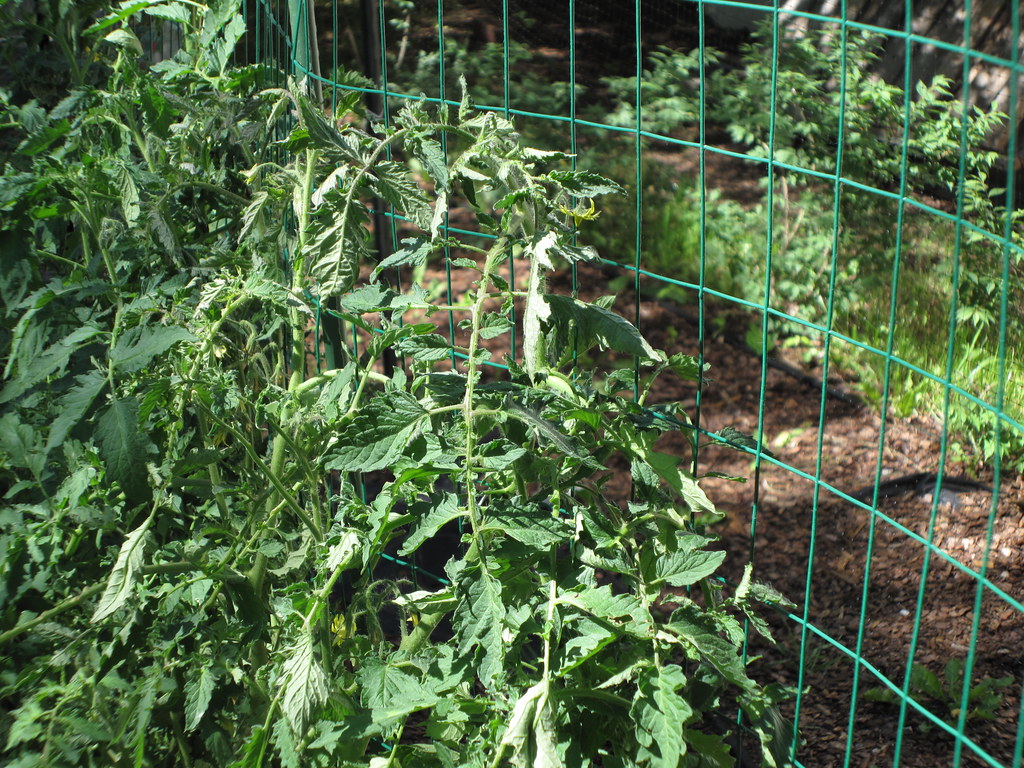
260, 0, 1022, 765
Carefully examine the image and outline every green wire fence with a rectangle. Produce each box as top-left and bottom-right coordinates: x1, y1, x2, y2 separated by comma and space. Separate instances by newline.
250, 1, 1022, 765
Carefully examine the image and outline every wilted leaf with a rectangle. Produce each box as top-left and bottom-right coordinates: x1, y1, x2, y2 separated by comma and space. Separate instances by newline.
280, 632, 327, 736
544, 294, 657, 361
92, 514, 152, 622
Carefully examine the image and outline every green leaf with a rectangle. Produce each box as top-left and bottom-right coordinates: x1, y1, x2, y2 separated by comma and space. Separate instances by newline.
338, 283, 399, 314
399, 492, 463, 556
104, 27, 143, 56
271, 717, 300, 768
544, 294, 658, 361
632, 664, 691, 768
47, 370, 106, 452
143, 3, 192, 25
16, 119, 71, 156
92, 513, 152, 622
504, 399, 596, 467
96, 396, 152, 500
280, 631, 327, 736
395, 333, 454, 362
563, 584, 653, 637
206, 11, 245, 74
0, 324, 103, 405
372, 161, 432, 230
0, 413, 44, 476
239, 189, 272, 243
544, 169, 623, 197
325, 529, 361, 572
679, 729, 734, 767
372, 237, 435, 280
663, 353, 704, 382
649, 546, 726, 588
667, 605, 754, 692
454, 570, 506, 689
113, 162, 141, 223
148, 206, 181, 257
296, 91, 346, 151
85, 2, 151, 35
184, 663, 216, 732
549, 241, 600, 265
715, 425, 766, 454
476, 440, 527, 470
325, 391, 427, 473
111, 326, 196, 374
482, 504, 569, 547
227, 724, 269, 768
306, 199, 371, 297
646, 452, 719, 521
358, 658, 438, 719
479, 312, 514, 339
554, 617, 616, 677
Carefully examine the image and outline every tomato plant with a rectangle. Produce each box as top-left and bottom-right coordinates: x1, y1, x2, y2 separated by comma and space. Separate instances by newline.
0, 3, 792, 766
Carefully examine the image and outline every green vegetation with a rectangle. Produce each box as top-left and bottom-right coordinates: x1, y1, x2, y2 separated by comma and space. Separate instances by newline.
590, 24, 1024, 471
865, 659, 1013, 732
0, 2, 792, 767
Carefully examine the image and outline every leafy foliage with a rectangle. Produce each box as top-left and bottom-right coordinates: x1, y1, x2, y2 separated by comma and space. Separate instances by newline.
865, 659, 1014, 732
0, 3, 792, 767
594, 23, 1024, 471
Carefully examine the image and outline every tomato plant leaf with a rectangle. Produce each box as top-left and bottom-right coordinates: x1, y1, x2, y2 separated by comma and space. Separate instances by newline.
358, 658, 439, 719
399, 492, 462, 556
544, 294, 658, 361
227, 724, 269, 768
455, 570, 506, 689
326, 391, 426, 473
46, 370, 107, 452
482, 504, 569, 547
306, 198, 371, 297
371, 236, 434, 279
647, 546, 726, 588
280, 631, 327, 737
97, 396, 153, 500
111, 326, 195, 374
632, 664, 691, 768
92, 513, 152, 623
184, 663, 216, 732
522, 231, 556, 376
667, 605, 755, 692
371, 161, 432, 231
